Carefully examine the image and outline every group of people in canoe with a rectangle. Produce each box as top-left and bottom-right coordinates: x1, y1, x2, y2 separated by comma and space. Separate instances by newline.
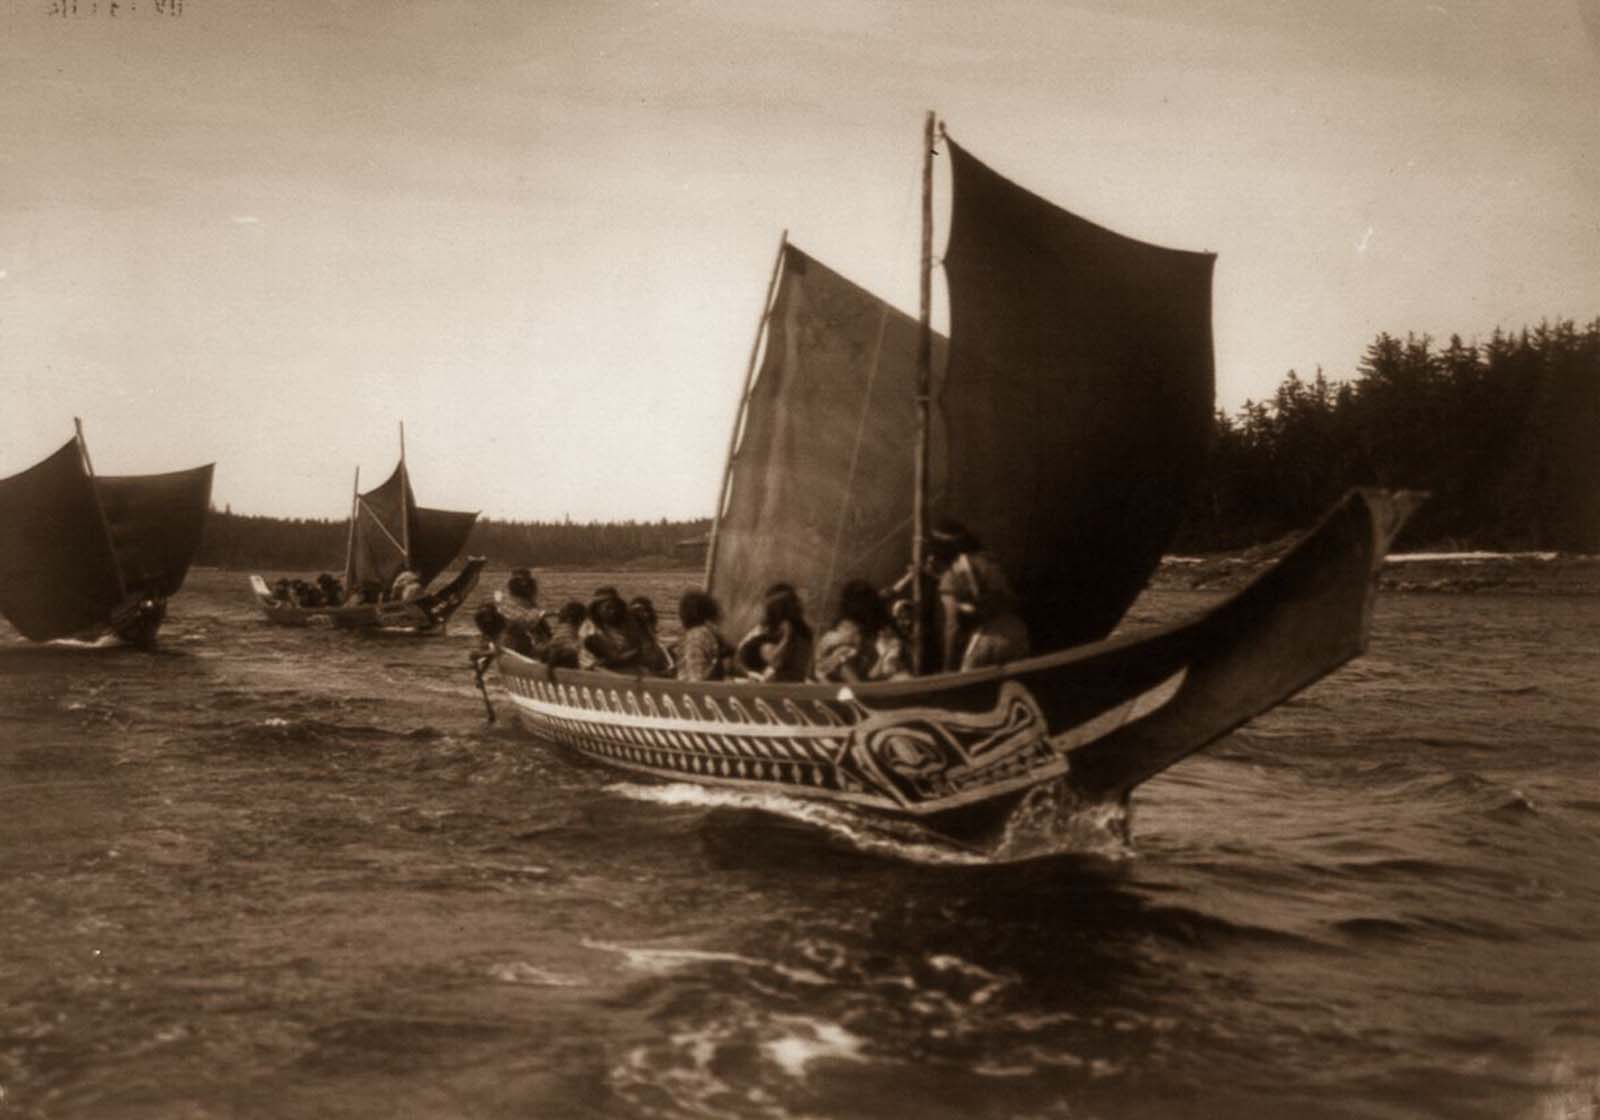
472, 520, 1030, 682
266, 567, 426, 610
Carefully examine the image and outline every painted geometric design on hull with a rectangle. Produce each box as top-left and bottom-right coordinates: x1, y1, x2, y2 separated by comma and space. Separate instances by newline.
501, 672, 864, 798
499, 663, 1190, 814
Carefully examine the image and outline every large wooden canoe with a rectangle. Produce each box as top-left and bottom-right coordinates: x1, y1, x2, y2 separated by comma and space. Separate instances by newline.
492, 491, 1417, 845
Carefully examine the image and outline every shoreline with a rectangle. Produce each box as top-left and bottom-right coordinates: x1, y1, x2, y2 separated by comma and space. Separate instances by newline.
1152, 549, 1600, 595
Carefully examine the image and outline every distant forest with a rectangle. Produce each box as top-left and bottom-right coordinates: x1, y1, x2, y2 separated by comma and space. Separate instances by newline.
198, 514, 713, 574
1175, 318, 1600, 552
196, 317, 1600, 570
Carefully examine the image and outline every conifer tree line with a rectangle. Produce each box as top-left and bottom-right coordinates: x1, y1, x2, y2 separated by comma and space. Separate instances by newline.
196, 316, 1598, 569
1174, 318, 1600, 553
197, 512, 712, 573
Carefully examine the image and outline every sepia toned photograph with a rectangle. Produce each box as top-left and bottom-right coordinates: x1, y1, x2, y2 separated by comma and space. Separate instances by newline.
2, 1, 1597, 1117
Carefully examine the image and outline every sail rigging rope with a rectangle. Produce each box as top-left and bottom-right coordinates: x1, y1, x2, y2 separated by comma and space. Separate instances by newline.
358, 498, 407, 556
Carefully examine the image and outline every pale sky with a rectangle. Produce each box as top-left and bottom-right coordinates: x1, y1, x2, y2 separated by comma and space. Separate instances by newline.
2, 0, 1596, 520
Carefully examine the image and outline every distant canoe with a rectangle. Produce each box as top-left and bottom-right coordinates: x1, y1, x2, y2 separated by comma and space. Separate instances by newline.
0, 423, 212, 646
247, 426, 481, 633
249, 559, 484, 633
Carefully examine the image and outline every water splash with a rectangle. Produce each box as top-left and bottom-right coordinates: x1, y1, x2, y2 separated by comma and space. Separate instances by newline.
612, 779, 1137, 866
582, 938, 830, 986
988, 782, 1135, 863
609, 782, 989, 865
762, 1015, 868, 1078
487, 961, 584, 987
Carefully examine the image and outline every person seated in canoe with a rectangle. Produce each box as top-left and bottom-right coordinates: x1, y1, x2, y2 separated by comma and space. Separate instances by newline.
884, 559, 940, 672
293, 579, 324, 608
579, 588, 643, 673
350, 580, 384, 606
471, 600, 507, 656
109, 592, 166, 647
390, 568, 424, 603
927, 520, 1030, 671
873, 597, 914, 681
495, 568, 551, 652
734, 582, 814, 682
472, 601, 532, 656
629, 596, 675, 676
675, 589, 731, 682
270, 577, 294, 604
813, 578, 891, 683
316, 573, 345, 607
541, 601, 586, 669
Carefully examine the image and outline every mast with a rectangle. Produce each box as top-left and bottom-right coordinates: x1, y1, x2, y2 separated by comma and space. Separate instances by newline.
398, 421, 411, 568
911, 111, 935, 674
704, 228, 788, 591
75, 417, 128, 599
342, 465, 360, 591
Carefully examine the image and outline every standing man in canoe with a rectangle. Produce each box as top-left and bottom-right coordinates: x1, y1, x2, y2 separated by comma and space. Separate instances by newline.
927, 521, 1030, 672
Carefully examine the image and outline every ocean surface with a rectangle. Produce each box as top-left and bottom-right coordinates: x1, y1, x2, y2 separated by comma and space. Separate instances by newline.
1, 568, 1596, 1120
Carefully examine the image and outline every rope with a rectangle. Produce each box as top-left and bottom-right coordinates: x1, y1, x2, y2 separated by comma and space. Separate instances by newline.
471, 652, 497, 723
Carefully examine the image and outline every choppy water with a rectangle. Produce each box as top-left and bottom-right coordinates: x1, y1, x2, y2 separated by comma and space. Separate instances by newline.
1, 569, 1596, 1120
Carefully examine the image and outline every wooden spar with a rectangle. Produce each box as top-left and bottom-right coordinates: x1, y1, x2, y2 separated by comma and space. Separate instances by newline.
398, 421, 411, 568
342, 465, 360, 592
74, 416, 128, 598
704, 228, 789, 592
73, 417, 96, 478
912, 111, 935, 674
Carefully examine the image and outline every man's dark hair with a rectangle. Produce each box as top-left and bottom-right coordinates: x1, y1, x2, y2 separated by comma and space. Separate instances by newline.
557, 600, 587, 628
760, 582, 811, 638
835, 578, 887, 631
928, 519, 980, 560
678, 589, 721, 628
474, 602, 506, 640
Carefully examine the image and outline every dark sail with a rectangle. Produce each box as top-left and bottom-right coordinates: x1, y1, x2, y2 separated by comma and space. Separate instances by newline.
345, 460, 475, 591
940, 139, 1216, 652
708, 244, 944, 640
95, 465, 215, 597
346, 462, 413, 592
411, 506, 477, 586
0, 440, 124, 640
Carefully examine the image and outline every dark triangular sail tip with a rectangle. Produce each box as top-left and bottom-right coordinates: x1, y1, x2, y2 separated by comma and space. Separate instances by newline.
943, 134, 1215, 262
